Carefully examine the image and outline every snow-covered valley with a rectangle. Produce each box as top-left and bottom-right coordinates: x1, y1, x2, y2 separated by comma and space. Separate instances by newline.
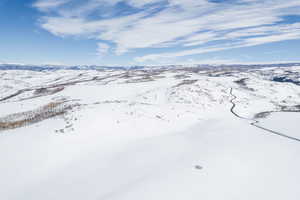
1, 65, 300, 200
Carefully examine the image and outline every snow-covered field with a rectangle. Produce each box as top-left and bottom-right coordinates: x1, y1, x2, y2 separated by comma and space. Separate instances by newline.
0, 65, 300, 200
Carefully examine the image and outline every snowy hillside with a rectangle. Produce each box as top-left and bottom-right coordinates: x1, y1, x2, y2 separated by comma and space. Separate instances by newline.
1, 65, 300, 200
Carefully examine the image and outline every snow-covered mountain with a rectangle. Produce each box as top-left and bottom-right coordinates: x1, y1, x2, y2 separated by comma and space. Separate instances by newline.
1, 62, 300, 71
0, 65, 300, 200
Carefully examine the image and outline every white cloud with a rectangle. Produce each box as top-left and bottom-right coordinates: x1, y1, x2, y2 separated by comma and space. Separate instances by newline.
33, 0, 300, 61
33, 0, 70, 11
245, 32, 300, 46
182, 32, 217, 47
135, 23, 300, 62
127, 0, 162, 8
96, 43, 110, 56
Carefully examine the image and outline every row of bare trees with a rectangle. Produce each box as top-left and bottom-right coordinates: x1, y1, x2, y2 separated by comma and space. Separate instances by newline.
0, 101, 72, 131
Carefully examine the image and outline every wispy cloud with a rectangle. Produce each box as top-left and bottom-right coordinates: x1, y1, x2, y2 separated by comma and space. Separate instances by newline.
136, 23, 300, 62
33, 0, 300, 62
96, 43, 110, 56
33, 0, 70, 11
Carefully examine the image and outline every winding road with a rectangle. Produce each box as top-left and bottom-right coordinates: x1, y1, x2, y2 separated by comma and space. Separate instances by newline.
229, 88, 300, 143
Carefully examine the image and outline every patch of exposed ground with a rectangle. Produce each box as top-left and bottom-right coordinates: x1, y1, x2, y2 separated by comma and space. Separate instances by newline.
174, 79, 198, 87
254, 105, 300, 119
234, 78, 255, 91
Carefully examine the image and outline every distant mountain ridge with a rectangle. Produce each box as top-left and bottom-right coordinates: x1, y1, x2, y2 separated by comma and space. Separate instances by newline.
0, 63, 300, 71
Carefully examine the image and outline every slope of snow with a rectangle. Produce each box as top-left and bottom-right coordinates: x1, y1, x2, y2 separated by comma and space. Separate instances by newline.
257, 112, 300, 138
0, 66, 300, 200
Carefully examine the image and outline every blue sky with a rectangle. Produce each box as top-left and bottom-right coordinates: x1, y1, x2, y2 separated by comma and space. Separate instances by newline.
1, 0, 300, 66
